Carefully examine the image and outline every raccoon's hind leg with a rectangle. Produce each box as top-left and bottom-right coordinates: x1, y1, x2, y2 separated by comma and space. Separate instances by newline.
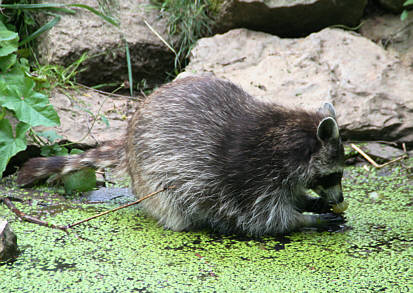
130, 180, 193, 232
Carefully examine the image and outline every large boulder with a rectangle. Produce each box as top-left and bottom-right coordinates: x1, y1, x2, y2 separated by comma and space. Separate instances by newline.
36, 0, 174, 88
360, 14, 413, 68
184, 28, 413, 146
213, 0, 367, 37
34, 86, 132, 146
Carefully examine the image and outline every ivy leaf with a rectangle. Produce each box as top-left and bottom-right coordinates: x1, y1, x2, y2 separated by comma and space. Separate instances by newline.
0, 54, 17, 72
401, 10, 409, 21
62, 168, 96, 194
70, 148, 84, 155
0, 59, 29, 86
0, 70, 60, 127
40, 144, 68, 157
0, 30, 18, 57
0, 119, 29, 177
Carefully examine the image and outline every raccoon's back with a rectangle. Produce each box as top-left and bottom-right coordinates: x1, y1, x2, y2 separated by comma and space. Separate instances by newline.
126, 77, 260, 182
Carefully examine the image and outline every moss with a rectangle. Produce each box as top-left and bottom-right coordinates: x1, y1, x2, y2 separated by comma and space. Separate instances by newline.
0, 159, 412, 292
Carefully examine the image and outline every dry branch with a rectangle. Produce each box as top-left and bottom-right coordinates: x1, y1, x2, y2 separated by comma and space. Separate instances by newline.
0, 197, 69, 233
350, 143, 408, 169
67, 186, 173, 229
1, 186, 174, 233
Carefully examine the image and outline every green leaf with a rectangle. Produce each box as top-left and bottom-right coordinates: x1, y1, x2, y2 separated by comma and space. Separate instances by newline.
401, 10, 409, 21
0, 20, 7, 31
0, 30, 19, 57
40, 144, 68, 157
0, 119, 29, 177
403, 0, 413, 6
0, 54, 17, 72
0, 68, 60, 127
0, 59, 29, 86
70, 148, 84, 155
62, 168, 96, 194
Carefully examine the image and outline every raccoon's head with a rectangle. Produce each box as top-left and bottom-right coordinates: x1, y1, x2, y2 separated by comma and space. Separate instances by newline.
307, 103, 345, 205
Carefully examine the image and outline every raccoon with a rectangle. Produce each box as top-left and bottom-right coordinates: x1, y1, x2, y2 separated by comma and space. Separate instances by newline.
17, 76, 345, 235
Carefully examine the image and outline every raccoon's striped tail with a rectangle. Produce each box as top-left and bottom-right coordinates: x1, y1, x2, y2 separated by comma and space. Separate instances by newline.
16, 140, 125, 187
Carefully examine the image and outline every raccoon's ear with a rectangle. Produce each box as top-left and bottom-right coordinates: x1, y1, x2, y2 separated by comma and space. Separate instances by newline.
317, 117, 339, 142
317, 102, 336, 119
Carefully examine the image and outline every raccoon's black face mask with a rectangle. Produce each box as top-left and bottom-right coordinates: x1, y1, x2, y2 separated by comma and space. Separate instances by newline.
308, 114, 345, 204
310, 170, 344, 204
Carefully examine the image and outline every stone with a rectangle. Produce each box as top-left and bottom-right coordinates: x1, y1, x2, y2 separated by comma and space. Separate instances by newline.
361, 143, 406, 160
0, 219, 18, 262
33, 86, 132, 146
184, 28, 413, 146
36, 0, 174, 88
360, 13, 413, 68
213, 0, 367, 37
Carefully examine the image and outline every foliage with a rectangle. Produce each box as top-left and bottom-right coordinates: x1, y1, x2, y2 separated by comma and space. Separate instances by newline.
0, 20, 60, 177
150, 0, 215, 71
32, 52, 89, 90
0, 1, 126, 184
62, 167, 96, 194
401, 0, 413, 21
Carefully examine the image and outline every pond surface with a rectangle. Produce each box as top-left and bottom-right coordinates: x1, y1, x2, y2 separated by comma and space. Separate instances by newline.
0, 159, 412, 292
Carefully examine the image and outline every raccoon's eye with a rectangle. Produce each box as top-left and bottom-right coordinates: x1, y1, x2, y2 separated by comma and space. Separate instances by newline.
310, 172, 342, 189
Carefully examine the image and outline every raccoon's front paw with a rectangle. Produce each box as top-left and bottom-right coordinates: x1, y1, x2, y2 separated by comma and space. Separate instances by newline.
317, 213, 346, 226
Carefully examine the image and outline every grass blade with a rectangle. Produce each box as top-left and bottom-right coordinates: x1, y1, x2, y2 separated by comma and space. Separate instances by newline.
124, 38, 133, 96
67, 4, 119, 27
0, 3, 119, 27
19, 15, 61, 47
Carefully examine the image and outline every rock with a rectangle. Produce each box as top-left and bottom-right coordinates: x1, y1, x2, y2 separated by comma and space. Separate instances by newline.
184, 28, 413, 146
36, 0, 174, 88
377, 0, 406, 12
33, 86, 132, 146
0, 219, 18, 262
360, 14, 413, 68
361, 143, 406, 160
213, 0, 367, 37
84, 187, 134, 203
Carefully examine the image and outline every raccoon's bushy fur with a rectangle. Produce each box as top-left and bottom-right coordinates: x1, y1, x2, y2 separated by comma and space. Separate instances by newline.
17, 76, 345, 235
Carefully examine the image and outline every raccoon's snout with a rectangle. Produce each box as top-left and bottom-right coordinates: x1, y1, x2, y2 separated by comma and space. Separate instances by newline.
329, 191, 344, 205
337, 192, 344, 203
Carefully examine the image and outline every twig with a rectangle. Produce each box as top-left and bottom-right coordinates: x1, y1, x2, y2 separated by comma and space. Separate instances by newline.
0, 197, 69, 233
144, 19, 177, 56
1, 187, 173, 233
66, 186, 174, 229
402, 143, 407, 154
350, 143, 408, 169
